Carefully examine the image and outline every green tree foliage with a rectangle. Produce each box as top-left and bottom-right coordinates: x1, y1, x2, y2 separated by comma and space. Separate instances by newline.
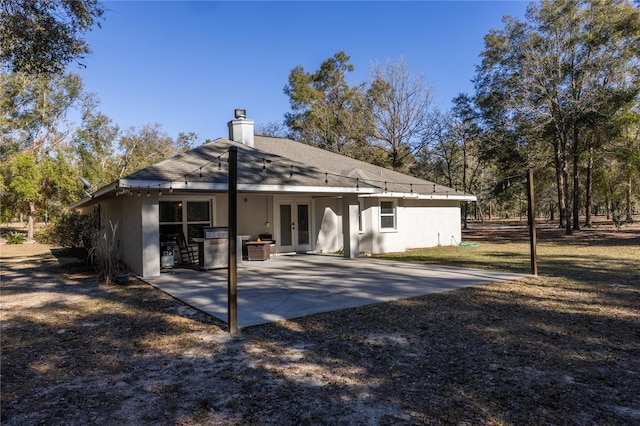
284, 51, 375, 158
1, 70, 198, 238
5, 152, 40, 239
0, 0, 105, 75
475, 0, 640, 233
1, 71, 83, 159
1, 71, 84, 239
608, 104, 640, 222
73, 94, 120, 185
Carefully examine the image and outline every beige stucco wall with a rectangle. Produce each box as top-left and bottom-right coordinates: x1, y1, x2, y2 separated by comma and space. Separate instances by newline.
236, 194, 273, 239
77, 194, 145, 276
76, 191, 463, 276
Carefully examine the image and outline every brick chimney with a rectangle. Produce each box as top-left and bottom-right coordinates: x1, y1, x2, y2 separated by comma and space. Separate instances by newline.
228, 108, 254, 147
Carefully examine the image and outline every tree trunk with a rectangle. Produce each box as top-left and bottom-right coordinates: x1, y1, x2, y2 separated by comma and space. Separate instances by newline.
462, 202, 468, 229
553, 137, 565, 228
27, 201, 35, 241
562, 147, 572, 235
571, 137, 580, 231
477, 202, 484, 223
625, 171, 634, 223
462, 145, 468, 229
584, 144, 593, 227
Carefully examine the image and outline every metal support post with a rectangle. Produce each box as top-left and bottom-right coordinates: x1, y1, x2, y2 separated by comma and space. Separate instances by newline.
526, 168, 538, 276
228, 146, 238, 332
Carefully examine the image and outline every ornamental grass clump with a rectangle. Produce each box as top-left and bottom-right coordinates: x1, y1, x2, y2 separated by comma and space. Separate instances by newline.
5, 231, 26, 244
89, 220, 126, 285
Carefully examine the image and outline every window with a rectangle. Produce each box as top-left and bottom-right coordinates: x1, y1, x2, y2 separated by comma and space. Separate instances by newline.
159, 201, 183, 243
380, 201, 396, 230
186, 201, 210, 240
159, 200, 211, 243
358, 200, 364, 232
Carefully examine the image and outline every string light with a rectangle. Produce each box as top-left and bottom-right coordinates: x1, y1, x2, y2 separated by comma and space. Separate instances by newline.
116, 149, 473, 199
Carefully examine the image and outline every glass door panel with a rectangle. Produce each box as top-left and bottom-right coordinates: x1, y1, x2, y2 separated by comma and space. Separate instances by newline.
297, 204, 309, 245
279, 204, 292, 246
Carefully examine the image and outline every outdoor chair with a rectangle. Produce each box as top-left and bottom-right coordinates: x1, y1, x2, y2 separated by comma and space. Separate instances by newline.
175, 232, 197, 264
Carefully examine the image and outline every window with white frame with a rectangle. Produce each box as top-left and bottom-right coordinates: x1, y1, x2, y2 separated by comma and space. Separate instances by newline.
159, 200, 211, 243
379, 200, 396, 230
358, 200, 364, 232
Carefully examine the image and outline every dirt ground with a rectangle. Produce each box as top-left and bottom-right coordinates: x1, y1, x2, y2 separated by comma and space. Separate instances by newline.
1, 220, 639, 425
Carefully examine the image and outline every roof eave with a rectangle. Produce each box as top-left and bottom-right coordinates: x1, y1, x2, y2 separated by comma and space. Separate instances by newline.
359, 192, 477, 201
70, 182, 119, 209
118, 179, 381, 194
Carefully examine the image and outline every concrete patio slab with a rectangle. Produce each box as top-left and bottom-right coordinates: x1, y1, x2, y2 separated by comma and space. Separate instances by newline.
142, 255, 528, 329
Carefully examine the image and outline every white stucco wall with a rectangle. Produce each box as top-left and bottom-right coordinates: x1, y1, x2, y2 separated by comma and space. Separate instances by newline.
400, 199, 462, 249
312, 196, 463, 255
313, 197, 342, 254
359, 197, 462, 254
141, 196, 160, 277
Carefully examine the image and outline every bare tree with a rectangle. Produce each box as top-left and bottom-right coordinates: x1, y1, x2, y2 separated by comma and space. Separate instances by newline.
368, 56, 433, 172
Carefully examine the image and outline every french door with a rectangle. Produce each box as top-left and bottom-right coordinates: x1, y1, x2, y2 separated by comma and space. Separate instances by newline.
276, 198, 311, 253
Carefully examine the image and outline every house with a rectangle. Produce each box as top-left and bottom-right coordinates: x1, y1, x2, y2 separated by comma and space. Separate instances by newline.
72, 110, 476, 277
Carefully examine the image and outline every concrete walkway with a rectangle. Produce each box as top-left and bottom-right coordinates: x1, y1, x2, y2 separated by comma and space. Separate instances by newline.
142, 255, 528, 329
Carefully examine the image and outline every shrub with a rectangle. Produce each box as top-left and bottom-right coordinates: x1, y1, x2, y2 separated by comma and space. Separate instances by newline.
5, 231, 26, 244
36, 211, 94, 248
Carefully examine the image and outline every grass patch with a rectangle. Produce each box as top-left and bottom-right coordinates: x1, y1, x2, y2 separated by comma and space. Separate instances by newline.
376, 222, 640, 284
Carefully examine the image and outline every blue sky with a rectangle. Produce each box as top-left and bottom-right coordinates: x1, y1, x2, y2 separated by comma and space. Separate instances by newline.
74, 1, 530, 143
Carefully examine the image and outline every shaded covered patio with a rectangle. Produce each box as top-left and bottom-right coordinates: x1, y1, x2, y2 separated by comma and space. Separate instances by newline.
142, 255, 528, 329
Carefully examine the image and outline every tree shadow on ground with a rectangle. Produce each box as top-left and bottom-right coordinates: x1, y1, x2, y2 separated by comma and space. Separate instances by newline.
2, 223, 639, 425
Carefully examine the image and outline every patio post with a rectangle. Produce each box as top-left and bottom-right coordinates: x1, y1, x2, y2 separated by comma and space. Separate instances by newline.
526, 168, 538, 276
342, 194, 360, 258
228, 146, 238, 332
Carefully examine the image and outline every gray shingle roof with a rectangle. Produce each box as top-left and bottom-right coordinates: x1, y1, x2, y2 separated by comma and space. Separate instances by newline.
120, 139, 378, 192
253, 136, 469, 196
88, 136, 474, 201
